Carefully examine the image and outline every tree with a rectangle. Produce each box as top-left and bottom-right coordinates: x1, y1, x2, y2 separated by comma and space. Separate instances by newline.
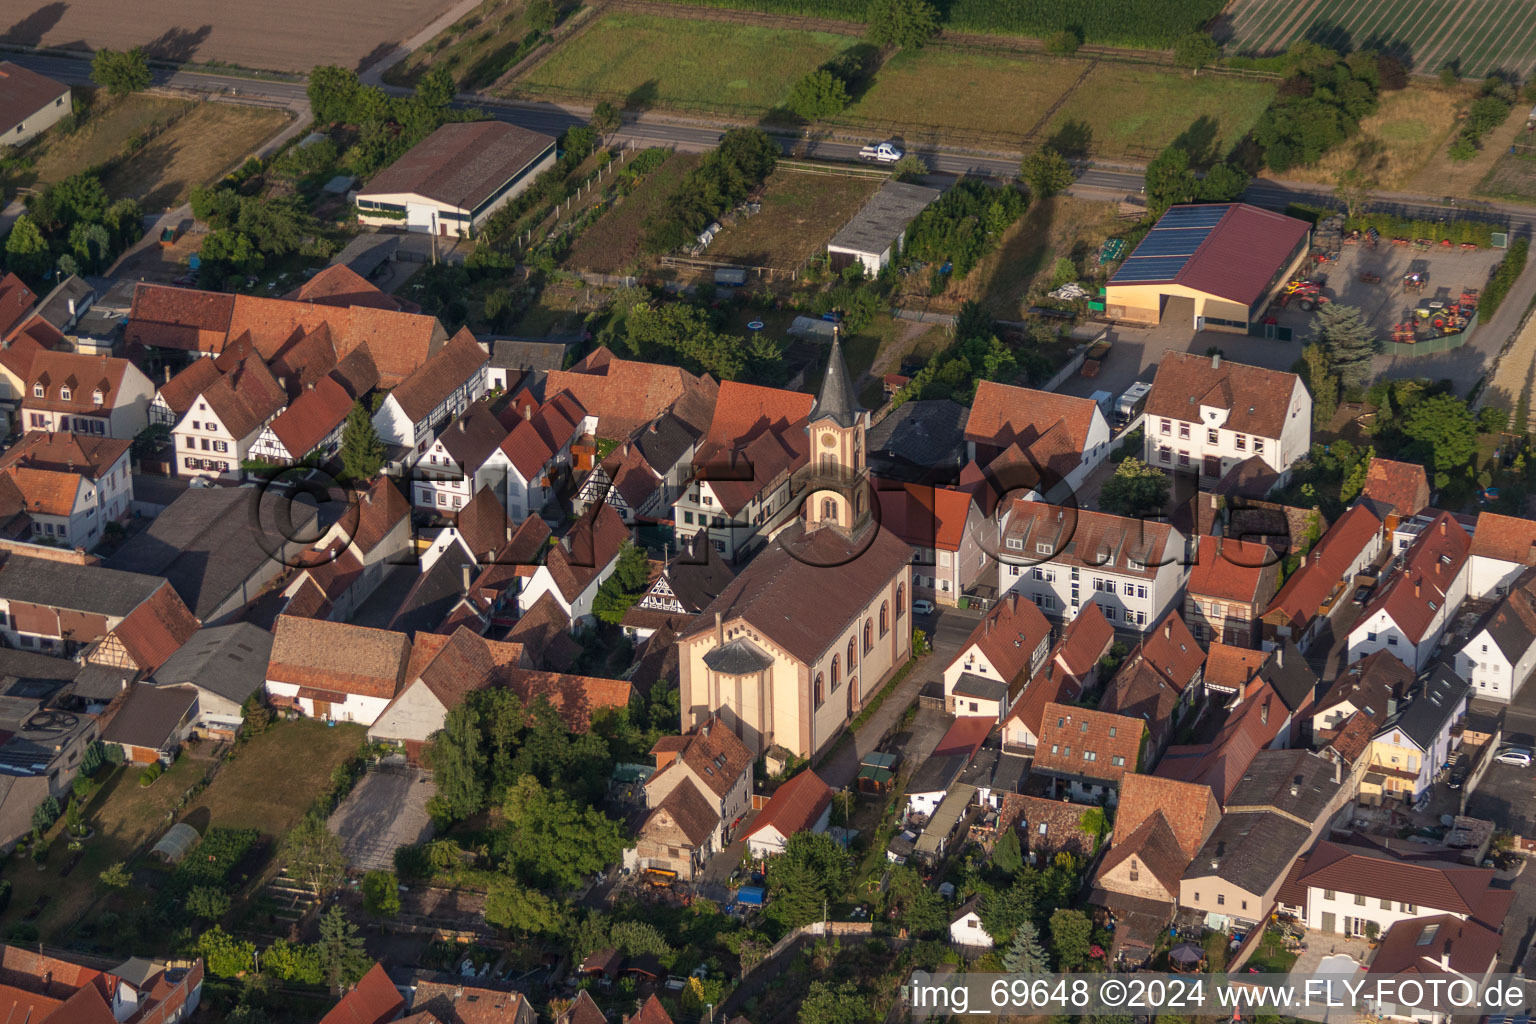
1049, 908, 1092, 971
609, 920, 673, 956
1198, 162, 1249, 201
590, 100, 621, 139
264, 938, 324, 984
308, 65, 363, 125
4, 215, 50, 283
499, 775, 627, 889
992, 829, 1023, 875
416, 66, 456, 110
527, 0, 557, 30
592, 541, 650, 623
1478, 406, 1509, 434
425, 700, 487, 822
801, 980, 872, 1024
340, 401, 385, 481
226, 1006, 269, 1024
882, 865, 948, 937
1097, 458, 1169, 518
197, 926, 256, 977
1302, 342, 1339, 430
766, 832, 850, 929
866, 0, 939, 49
69, 221, 112, 272
281, 814, 347, 897
981, 873, 1038, 943
1044, 30, 1080, 55
1314, 303, 1378, 389
1001, 919, 1049, 974
891, 152, 928, 182
787, 69, 851, 120
362, 870, 401, 917
1449, 137, 1477, 161
1333, 168, 1375, 219
1404, 394, 1478, 488
98, 861, 131, 890
317, 906, 370, 991
1143, 145, 1197, 214
187, 886, 232, 920
91, 47, 151, 96
484, 876, 573, 935
1019, 146, 1074, 199
1173, 32, 1220, 70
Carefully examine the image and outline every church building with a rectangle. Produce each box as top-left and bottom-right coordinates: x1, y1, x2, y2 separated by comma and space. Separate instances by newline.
676, 334, 915, 758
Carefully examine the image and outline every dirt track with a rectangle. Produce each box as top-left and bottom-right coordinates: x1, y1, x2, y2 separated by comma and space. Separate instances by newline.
2, 0, 462, 73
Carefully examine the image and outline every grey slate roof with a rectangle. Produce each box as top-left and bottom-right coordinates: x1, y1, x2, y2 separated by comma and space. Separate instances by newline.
809, 333, 861, 429
489, 338, 569, 374
0, 649, 81, 690
151, 623, 273, 705
703, 638, 774, 675
0, 556, 163, 618
1225, 748, 1342, 824
388, 545, 473, 636
908, 752, 966, 795
359, 121, 555, 212
1181, 809, 1311, 895
827, 180, 941, 256
634, 411, 702, 475
100, 683, 196, 751
867, 399, 969, 480
106, 487, 320, 620
67, 664, 134, 702
1383, 664, 1469, 751
953, 672, 1008, 702
663, 542, 736, 613
33, 275, 94, 331
994, 753, 1029, 794
1259, 640, 1315, 714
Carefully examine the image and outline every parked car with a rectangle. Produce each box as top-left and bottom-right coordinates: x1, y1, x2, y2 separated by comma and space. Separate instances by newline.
1495, 747, 1533, 767
911, 599, 936, 615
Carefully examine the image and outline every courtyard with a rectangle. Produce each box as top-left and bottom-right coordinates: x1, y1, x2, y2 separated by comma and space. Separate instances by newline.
328, 762, 437, 872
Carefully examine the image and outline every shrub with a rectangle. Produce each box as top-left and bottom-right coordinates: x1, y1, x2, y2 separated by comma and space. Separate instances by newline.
138, 762, 163, 787
1044, 30, 1080, 55
362, 870, 402, 917
1482, 238, 1530, 318
394, 843, 431, 880
31, 795, 60, 833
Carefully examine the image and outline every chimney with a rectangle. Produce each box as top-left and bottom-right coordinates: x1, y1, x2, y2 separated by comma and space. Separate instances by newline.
278, 375, 288, 392
523, 405, 533, 421
1334, 757, 1341, 784
163, 365, 171, 384
715, 610, 724, 647
985, 617, 991, 637
1276, 646, 1283, 667
649, 421, 659, 433
1439, 518, 1446, 535
67, 298, 75, 317
1164, 620, 1171, 640
457, 418, 466, 432
364, 490, 373, 505
1211, 352, 1221, 370
1260, 698, 1269, 724
1414, 579, 1421, 598
461, 564, 472, 591
1299, 553, 1307, 568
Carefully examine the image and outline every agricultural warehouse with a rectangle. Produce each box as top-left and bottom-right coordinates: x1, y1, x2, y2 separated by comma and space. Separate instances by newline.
1105, 204, 1311, 334
355, 120, 556, 238
827, 181, 942, 275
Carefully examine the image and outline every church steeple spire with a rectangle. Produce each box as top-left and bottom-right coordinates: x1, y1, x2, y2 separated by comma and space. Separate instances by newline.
810, 327, 861, 428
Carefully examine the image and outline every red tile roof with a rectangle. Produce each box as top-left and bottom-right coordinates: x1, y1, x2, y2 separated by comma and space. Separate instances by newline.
1135, 610, 1205, 692
1129, 203, 1311, 308
1297, 840, 1495, 916
319, 963, 404, 1024
126, 283, 237, 353
501, 392, 585, 479
1115, 773, 1218, 858
933, 715, 994, 760
694, 424, 807, 517
503, 667, 633, 730
743, 767, 831, 843
388, 329, 487, 421
196, 342, 288, 440
0, 324, 55, 382
347, 477, 411, 555
1361, 458, 1430, 519
0, 273, 36, 339
966, 381, 1099, 457
546, 502, 630, 601
268, 615, 411, 699
876, 482, 974, 552
1264, 503, 1381, 632
1000, 500, 1177, 578
1034, 702, 1143, 782
25, 351, 139, 414
1145, 351, 1303, 440
952, 592, 1051, 686
1360, 510, 1470, 644
1469, 510, 1536, 565
648, 718, 753, 800
1368, 914, 1502, 977
0, 433, 125, 481
1055, 601, 1114, 677
104, 582, 200, 672
1203, 643, 1267, 692
704, 381, 812, 446
545, 349, 703, 441
1187, 535, 1280, 605
156, 357, 224, 418
286, 265, 415, 313
412, 979, 533, 1024
632, 994, 676, 1024
267, 375, 354, 458
1155, 682, 1285, 805
1094, 811, 1188, 896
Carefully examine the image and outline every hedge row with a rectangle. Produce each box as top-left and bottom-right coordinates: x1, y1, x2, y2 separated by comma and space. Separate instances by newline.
1285, 203, 1503, 248
1482, 238, 1530, 318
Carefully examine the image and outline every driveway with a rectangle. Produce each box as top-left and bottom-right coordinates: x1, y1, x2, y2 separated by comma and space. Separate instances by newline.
328, 766, 436, 872
1053, 321, 1308, 404
1464, 761, 1536, 837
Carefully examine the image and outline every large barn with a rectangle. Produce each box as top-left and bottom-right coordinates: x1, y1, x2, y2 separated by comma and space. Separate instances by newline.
1104, 203, 1311, 334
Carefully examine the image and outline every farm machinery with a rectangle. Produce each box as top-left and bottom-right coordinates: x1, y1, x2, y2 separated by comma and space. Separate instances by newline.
1278, 277, 1331, 311
1391, 288, 1479, 343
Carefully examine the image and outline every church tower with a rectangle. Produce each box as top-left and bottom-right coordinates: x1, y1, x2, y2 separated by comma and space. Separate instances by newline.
805, 328, 870, 535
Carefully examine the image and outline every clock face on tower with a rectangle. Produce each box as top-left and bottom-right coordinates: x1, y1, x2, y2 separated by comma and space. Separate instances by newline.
820, 433, 836, 448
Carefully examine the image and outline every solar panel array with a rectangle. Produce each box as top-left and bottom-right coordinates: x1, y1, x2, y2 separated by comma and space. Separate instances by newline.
1109, 204, 1232, 286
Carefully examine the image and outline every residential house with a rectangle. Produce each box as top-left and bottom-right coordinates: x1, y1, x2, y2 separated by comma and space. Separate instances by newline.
100, 683, 197, 764
943, 592, 1052, 721
543, 347, 706, 444
248, 366, 376, 468
517, 501, 630, 625
105, 486, 319, 624
312, 476, 414, 607
866, 399, 969, 485
876, 482, 988, 606
1179, 748, 1345, 930
284, 264, 420, 313
508, 592, 580, 671
0, 62, 71, 146
1155, 680, 1290, 807
0, 661, 103, 852
419, 483, 518, 573
620, 538, 735, 642
1250, 640, 1319, 747
576, 397, 712, 524
1310, 649, 1415, 735
317, 963, 403, 1024
148, 623, 272, 740
80, 580, 200, 680
440, 512, 552, 634
997, 499, 1187, 629
1360, 666, 1469, 805
0, 556, 191, 658
265, 615, 411, 725
354, 120, 556, 237
22, 351, 153, 439
949, 897, 993, 950
0, 431, 132, 548
1454, 566, 1536, 701
1001, 601, 1115, 752
636, 719, 753, 879
1466, 510, 1536, 600
906, 716, 992, 818
485, 337, 568, 394
1358, 458, 1431, 533
168, 340, 287, 481
411, 398, 509, 515
999, 792, 1101, 864
1031, 702, 1146, 804
964, 381, 1111, 501
1392, 509, 1475, 557
1184, 535, 1281, 647
672, 381, 813, 562
555, 991, 607, 1024
1294, 838, 1504, 939
1144, 352, 1311, 481
371, 329, 488, 466
1261, 503, 1383, 651
1348, 510, 1471, 672
1098, 611, 1205, 760
744, 768, 833, 859
1366, 914, 1504, 1024
1201, 642, 1268, 696
496, 391, 585, 521
0, 946, 204, 1024
410, 979, 538, 1024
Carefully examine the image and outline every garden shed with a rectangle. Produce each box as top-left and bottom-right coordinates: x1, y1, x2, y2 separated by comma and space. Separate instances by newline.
150, 822, 200, 864
826, 181, 941, 275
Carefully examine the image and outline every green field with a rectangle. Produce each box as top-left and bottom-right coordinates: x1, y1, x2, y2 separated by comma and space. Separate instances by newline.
1222, 0, 1536, 79
509, 12, 857, 114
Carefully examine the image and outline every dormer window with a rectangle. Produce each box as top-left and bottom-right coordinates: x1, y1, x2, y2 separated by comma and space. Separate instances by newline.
1128, 558, 1145, 571
59, 386, 71, 401
31, 384, 43, 398
1036, 543, 1053, 555
92, 389, 103, 405
1006, 537, 1023, 550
